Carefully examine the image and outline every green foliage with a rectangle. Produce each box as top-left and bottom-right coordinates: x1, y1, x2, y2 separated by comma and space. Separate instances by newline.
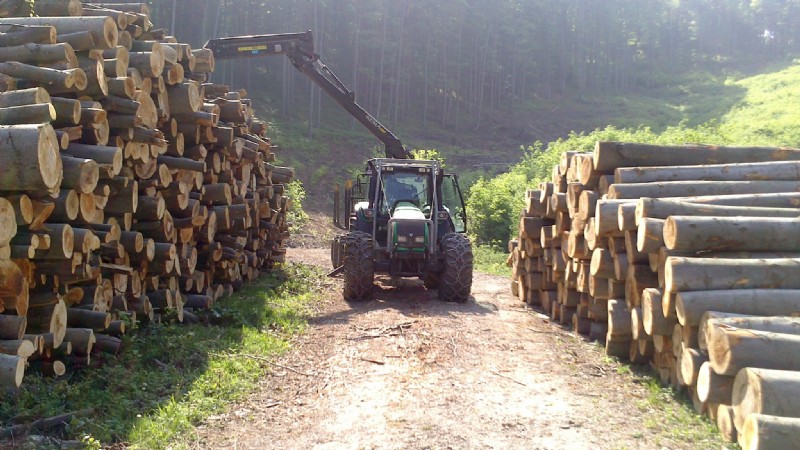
0, 264, 325, 449
410, 148, 446, 167
721, 62, 800, 146
285, 180, 310, 233
472, 244, 510, 277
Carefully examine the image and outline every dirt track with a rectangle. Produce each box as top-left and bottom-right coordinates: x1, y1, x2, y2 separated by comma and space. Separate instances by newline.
194, 248, 723, 450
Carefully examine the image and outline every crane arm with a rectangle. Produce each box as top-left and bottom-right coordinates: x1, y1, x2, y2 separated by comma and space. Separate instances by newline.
204, 31, 409, 159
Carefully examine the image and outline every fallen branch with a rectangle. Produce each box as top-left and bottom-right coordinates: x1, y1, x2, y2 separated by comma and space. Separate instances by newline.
490, 370, 528, 387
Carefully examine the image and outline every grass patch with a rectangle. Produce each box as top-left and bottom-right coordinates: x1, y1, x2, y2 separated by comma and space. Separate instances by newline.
628, 367, 731, 449
0, 263, 326, 449
472, 244, 510, 277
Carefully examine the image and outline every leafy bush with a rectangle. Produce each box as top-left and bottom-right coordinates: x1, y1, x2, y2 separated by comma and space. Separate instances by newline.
285, 180, 310, 233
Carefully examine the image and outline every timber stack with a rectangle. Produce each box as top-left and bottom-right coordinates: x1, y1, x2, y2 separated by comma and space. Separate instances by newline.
0, 1, 295, 388
509, 140, 800, 448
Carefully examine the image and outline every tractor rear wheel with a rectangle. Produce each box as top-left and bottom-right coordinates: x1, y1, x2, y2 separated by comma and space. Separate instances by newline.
438, 233, 473, 303
342, 231, 374, 301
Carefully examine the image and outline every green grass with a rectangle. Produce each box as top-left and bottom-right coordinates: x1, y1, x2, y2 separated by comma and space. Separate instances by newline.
0, 263, 325, 449
472, 244, 510, 277
720, 61, 800, 146
625, 367, 733, 449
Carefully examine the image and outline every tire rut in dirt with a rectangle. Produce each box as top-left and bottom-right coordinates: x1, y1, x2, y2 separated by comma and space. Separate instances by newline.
438, 233, 473, 303
342, 231, 374, 301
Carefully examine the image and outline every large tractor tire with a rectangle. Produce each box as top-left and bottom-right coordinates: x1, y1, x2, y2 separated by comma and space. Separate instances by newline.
438, 233, 473, 303
342, 231, 374, 301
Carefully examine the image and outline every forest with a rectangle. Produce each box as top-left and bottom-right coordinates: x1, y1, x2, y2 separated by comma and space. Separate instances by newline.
140, 0, 800, 247
144, 0, 800, 137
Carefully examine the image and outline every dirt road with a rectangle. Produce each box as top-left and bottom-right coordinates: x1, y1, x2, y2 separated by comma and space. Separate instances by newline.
195, 248, 722, 449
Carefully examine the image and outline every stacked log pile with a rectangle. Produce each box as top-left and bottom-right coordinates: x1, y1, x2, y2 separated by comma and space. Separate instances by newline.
0, 2, 295, 388
509, 141, 800, 448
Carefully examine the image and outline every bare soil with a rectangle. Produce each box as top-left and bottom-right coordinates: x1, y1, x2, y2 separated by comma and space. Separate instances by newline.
194, 248, 723, 450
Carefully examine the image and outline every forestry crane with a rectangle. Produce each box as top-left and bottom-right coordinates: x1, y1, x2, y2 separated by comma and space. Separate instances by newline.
205, 31, 473, 303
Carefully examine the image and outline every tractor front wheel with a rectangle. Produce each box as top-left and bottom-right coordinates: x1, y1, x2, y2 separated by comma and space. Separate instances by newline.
438, 233, 473, 303
342, 231, 374, 301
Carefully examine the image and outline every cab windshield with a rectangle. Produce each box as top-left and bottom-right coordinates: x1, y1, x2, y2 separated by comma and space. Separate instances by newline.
379, 171, 432, 217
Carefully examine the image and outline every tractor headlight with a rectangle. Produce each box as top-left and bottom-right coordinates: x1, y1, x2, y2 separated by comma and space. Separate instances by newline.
413, 236, 425, 244
397, 236, 409, 243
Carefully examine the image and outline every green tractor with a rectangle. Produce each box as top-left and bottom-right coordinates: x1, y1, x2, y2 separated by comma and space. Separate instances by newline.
331, 158, 473, 302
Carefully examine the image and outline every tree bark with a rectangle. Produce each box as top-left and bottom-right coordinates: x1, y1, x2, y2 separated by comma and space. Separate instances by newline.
594, 141, 800, 173
732, 367, 800, 431
0, 353, 24, 387
710, 327, 800, 375
697, 361, 734, 403
616, 160, 800, 184
0, 123, 61, 193
609, 180, 800, 200
741, 414, 800, 450
666, 257, 800, 293
665, 216, 800, 252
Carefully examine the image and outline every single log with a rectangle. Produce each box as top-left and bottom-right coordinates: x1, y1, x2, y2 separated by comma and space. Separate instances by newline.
0, 43, 76, 67
56, 30, 95, 51
64, 143, 122, 175
0, 315, 24, 340
0, 123, 60, 193
636, 218, 665, 254
665, 216, 800, 252
732, 367, 800, 431
167, 82, 202, 115
594, 141, 800, 173
63, 328, 94, 355
674, 287, 800, 323
0, 261, 23, 298
0, 62, 80, 90
593, 199, 631, 237
607, 300, 632, 338
617, 160, 800, 184
636, 198, 800, 227
717, 404, 738, 443
33, 0, 83, 17
33, 223, 73, 259
0, 25, 55, 47
697, 361, 735, 404
680, 347, 707, 386
741, 414, 800, 450
0, 87, 50, 107
0, 353, 24, 387
0, 198, 15, 247
94, 334, 122, 354
66, 309, 110, 331
642, 288, 676, 336
608, 181, 800, 200
668, 255, 800, 295
0, 339, 34, 358
60, 155, 99, 194
0, 17, 118, 49
698, 311, 750, 350
704, 316, 800, 354
0, 103, 55, 125
25, 299, 66, 347
710, 327, 800, 375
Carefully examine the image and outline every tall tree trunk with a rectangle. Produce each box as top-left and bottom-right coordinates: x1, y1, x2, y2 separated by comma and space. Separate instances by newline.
375, 2, 388, 121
